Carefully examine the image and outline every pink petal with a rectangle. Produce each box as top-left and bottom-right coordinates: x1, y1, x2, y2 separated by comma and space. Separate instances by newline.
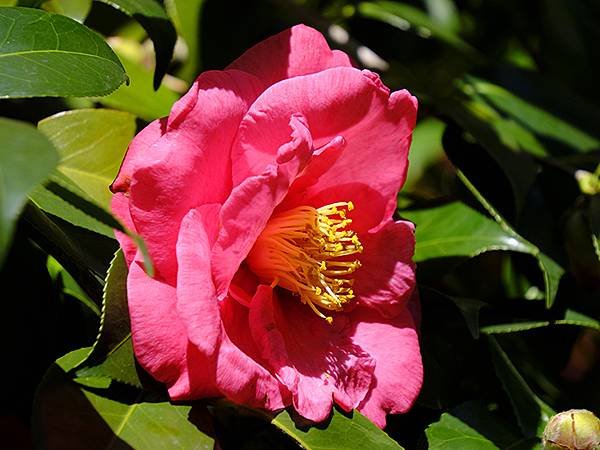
127, 253, 218, 399
111, 117, 167, 193
352, 306, 423, 429
126, 70, 264, 283
353, 220, 416, 317
176, 205, 222, 357
217, 296, 289, 410
231, 67, 417, 232
249, 286, 375, 422
227, 24, 352, 86
212, 115, 314, 298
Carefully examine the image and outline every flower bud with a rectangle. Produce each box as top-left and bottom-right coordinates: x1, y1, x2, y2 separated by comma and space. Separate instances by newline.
542, 409, 600, 450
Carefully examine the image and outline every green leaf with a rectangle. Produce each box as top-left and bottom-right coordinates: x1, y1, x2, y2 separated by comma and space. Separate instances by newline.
96, 44, 179, 120
425, 413, 500, 449
33, 349, 214, 450
466, 77, 599, 155
165, 0, 205, 82
402, 202, 532, 261
0, 117, 58, 265
47, 254, 100, 316
488, 337, 555, 438
77, 250, 141, 387
0, 7, 127, 97
481, 309, 600, 334
38, 108, 136, 208
97, 0, 177, 89
272, 409, 403, 450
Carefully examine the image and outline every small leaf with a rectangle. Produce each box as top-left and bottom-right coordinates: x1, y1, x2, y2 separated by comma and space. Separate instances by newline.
33, 349, 214, 450
488, 336, 555, 438
482, 309, 600, 334
0, 117, 58, 265
38, 108, 136, 208
97, 0, 177, 89
272, 408, 403, 450
0, 7, 127, 97
425, 413, 500, 449
77, 250, 141, 387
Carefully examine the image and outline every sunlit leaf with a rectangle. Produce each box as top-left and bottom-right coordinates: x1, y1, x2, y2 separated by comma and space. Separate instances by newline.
272, 409, 403, 450
38, 109, 136, 208
425, 413, 500, 449
165, 0, 205, 82
0, 7, 127, 97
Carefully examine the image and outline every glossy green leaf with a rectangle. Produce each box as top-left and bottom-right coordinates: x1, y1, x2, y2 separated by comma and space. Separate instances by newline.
488, 337, 555, 438
97, 0, 177, 89
481, 309, 600, 334
165, 0, 205, 82
272, 409, 402, 450
403, 202, 532, 261
38, 109, 136, 208
77, 250, 141, 387
0, 117, 58, 265
96, 45, 179, 120
0, 7, 127, 97
33, 349, 214, 450
425, 413, 500, 449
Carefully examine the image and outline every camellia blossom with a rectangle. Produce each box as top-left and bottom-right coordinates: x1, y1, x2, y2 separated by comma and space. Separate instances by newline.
111, 24, 422, 428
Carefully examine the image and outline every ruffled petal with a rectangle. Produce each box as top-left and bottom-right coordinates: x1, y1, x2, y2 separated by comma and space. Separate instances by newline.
127, 254, 218, 399
176, 205, 222, 356
353, 220, 416, 317
231, 67, 417, 232
217, 296, 289, 410
249, 286, 375, 422
124, 70, 263, 283
352, 306, 423, 429
227, 24, 351, 86
212, 115, 314, 298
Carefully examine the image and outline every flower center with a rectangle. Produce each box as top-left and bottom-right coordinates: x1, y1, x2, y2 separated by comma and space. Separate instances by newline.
247, 202, 363, 323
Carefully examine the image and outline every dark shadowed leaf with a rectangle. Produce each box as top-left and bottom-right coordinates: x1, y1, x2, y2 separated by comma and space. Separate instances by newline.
97, 0, 177, 89
488, 337, 555, 438
481, 309, 600, 334
77, 250, 141, 388
0, 7, 127, 97
0, 117, 58, 265
272, 409, 402, 450
33, 348, 214, 450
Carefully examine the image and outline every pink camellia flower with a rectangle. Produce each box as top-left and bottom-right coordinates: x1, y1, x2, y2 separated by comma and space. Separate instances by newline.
111, 24, 422, 428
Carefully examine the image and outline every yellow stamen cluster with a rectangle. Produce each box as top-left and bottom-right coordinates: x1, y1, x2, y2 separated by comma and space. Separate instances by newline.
247, 202, 363, 323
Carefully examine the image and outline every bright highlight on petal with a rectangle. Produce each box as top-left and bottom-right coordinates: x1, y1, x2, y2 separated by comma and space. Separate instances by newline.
247, 202, 363, 323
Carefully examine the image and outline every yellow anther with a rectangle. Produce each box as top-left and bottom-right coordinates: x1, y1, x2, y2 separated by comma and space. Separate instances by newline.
246, 202, 362, 322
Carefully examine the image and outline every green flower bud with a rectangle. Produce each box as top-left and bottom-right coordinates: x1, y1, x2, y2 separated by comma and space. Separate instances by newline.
542, 409, 600, 450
